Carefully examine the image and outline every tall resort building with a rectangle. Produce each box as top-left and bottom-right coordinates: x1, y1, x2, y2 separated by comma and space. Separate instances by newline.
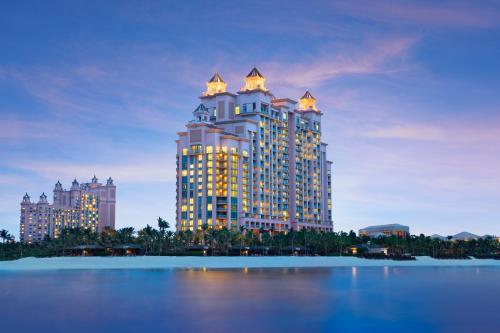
20, 176, 116, 243
175, 68, 333, 233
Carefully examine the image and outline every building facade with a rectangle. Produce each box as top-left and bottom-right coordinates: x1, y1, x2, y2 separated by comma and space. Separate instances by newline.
175, 68, 333, 232
20, 176, 116, 243
358, 224, 410, 238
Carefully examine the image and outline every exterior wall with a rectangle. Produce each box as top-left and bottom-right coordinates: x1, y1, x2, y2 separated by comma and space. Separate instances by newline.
19, 177, 116, 243
176, 74, 333, 233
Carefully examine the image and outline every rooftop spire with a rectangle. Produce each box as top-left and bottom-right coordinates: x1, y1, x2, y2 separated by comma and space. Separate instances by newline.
299, 90, 318, 111
209, 73, 224, 83
241, 67, 267, 92
38, 192, 48, 204
204, 72, 227, 96
22, 193, 31, 203
246, 67, 264, 78
54, 180, 63, 191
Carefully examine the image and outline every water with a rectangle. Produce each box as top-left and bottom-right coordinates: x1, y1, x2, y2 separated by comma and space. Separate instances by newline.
1, 267, 498, 333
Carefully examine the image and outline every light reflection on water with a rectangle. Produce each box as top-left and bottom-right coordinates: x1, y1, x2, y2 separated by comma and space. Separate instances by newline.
0, 266, 498, 333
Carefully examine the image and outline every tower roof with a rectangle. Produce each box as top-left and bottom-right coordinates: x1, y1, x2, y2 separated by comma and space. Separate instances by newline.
194, 103, 208, 113
301, 90, 315, 100
204, 73, 227, 96
38, 192, 48, 204
298, 90, 318, 111
208, 73, 225, 83
246, 67, 264, 78
92, 175, 98, 183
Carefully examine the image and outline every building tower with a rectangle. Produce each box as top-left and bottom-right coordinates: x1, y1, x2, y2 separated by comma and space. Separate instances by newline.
19, 176, 117, 243
175, 68, 333, 232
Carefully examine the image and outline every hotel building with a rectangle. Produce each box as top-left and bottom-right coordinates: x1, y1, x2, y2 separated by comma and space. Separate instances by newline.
175, 68, 333, 232
359, 224, 410, 238
20, 176, 116, 243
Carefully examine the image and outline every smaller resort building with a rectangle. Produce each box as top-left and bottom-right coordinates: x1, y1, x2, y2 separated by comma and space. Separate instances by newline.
359, 224, 410, 238
20, 176, 116, 243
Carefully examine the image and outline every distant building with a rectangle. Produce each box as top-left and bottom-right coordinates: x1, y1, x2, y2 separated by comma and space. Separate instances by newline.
347, 244, 389, 255
431, 232, 496, 242
359, 224, 410, 238
20, 176, 116, 243
175, 68, 333, 232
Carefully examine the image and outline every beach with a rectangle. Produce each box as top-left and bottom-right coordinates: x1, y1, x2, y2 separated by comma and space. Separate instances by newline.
1, 256, 498, 270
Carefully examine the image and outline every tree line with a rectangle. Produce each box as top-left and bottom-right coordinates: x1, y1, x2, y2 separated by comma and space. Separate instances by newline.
1, 219, 498, 260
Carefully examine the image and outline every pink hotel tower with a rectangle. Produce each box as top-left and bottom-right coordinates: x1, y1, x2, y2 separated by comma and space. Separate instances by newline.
20, 176, 116, 243
176, 68, 333, 232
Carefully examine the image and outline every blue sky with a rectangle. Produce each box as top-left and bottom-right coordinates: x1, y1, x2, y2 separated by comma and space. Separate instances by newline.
1, 0, 500, 236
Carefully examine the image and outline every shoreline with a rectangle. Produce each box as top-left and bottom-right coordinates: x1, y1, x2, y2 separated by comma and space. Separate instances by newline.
0, 256, 499, 271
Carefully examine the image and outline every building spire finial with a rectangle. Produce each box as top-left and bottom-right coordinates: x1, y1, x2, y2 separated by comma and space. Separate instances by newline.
242, 67, 267, 92
204, 73, 227, 96
299, 90, 318, 111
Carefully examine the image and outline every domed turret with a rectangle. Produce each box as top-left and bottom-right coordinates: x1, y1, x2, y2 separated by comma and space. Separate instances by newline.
192, 103, 210, 123
54, 180, 63, 191
22, 193, 31, 204
107, 177, 114, 186
91, 175, 98, 183
71, 178, 79, 190
241, 67, 267, 92
204, 73, 227, 96
298, 90, 318, 111
38, 192, 48, 204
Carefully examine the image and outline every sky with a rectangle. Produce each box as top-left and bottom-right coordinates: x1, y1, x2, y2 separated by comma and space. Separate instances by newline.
1, 0, 500, 237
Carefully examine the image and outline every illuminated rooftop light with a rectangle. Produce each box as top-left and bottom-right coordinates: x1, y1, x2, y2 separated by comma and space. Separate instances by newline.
241, 67, 267, 92
299, 90, 318, 111
204, 73, 227, 96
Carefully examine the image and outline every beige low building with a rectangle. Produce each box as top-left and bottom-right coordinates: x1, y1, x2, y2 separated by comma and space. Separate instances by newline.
359, 224, 410, 238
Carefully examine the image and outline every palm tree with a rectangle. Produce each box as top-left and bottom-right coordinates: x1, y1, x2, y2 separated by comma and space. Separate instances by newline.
138, 225, 155, 255
157, 217, 169, 255
0, 229, 10, 243
117, 227, 135, 244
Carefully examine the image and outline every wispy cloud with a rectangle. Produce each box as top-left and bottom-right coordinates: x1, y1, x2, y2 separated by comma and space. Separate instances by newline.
11, 158, 176, 184
4, 49, 209, 134
361, 119, 500, 143
263, 36, 419, 89
332, 0, 500, 28
0, 118, 73, 140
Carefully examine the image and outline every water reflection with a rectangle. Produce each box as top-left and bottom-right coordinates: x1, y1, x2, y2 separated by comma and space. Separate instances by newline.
0, 267, 498, 333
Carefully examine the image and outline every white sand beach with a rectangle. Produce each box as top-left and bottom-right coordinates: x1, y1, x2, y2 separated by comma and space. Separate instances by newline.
0, 256, 499, 271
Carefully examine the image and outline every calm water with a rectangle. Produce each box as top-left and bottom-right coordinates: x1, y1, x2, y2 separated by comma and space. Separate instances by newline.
1, 267, 499, 333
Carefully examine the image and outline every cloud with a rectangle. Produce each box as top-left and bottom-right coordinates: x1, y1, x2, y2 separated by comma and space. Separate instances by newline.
4, 49, 208, 134
361, 120, 500, 143
0, 118, 73, 140
11, 158, 177, 184
262, 36, 419, 89
363, 123, 445, 141
332, 0, 500, 28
